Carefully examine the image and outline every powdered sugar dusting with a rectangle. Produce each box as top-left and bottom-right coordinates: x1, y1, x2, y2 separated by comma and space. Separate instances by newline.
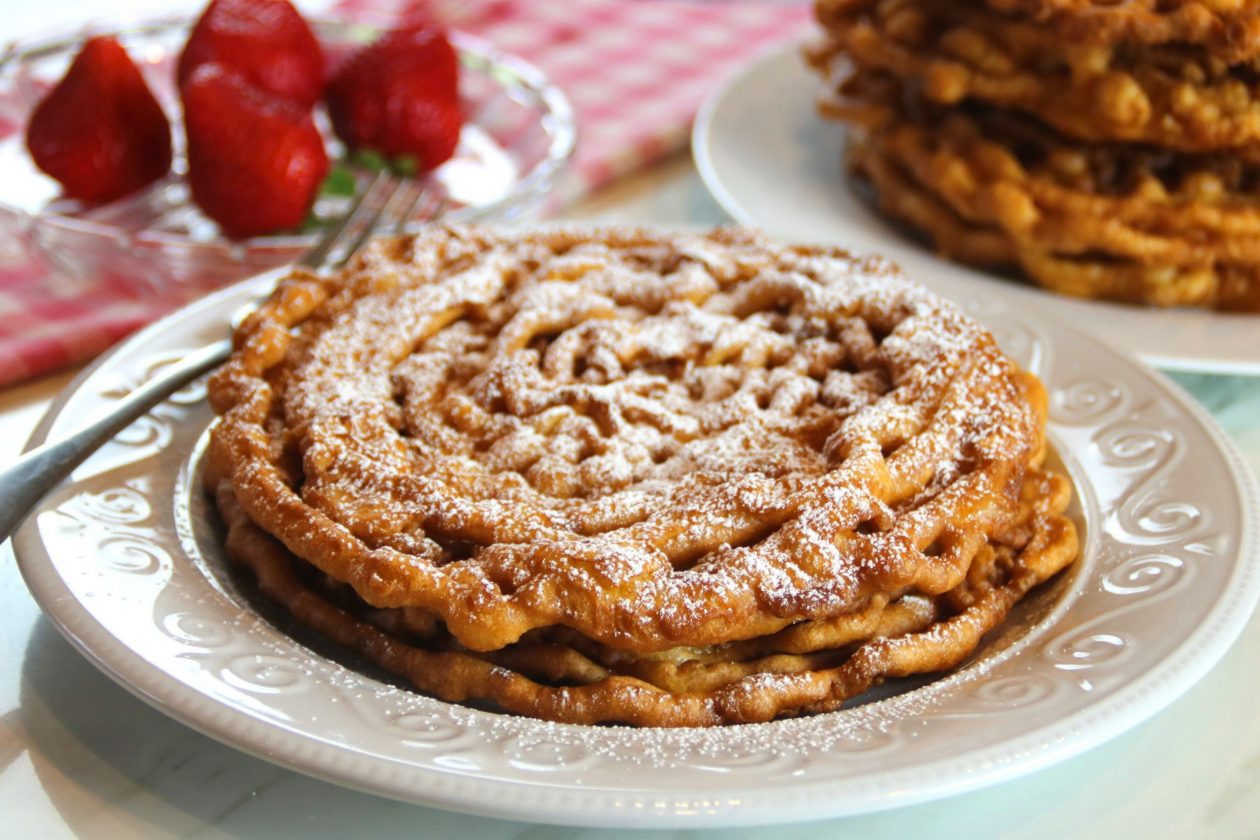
226, 224, 1042, 654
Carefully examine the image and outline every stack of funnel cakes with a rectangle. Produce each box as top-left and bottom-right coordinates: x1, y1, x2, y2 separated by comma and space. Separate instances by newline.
810, 0, 1260, 311
206, 225, 1077, 727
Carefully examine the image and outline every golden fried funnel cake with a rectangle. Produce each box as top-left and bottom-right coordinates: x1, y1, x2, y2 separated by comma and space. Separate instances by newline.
973, 0, 1260, 62
842, 87, 1260, 310
810, 0, 1260, 310
817, 0, 1260, 63
206, 225, 1077, 726
812, 0, 1260, 154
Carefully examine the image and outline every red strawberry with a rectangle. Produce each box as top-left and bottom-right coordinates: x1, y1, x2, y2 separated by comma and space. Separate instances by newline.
25, 36, 172, 203
326, 25, 462, 171
178, 0, 324, 109
182, 63, 328, 237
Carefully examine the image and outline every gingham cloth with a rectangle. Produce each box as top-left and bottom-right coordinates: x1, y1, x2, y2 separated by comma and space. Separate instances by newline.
0, 0, 812, 387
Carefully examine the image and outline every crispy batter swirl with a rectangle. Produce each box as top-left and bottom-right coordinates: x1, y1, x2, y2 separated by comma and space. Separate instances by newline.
810, 0, 1260, 310
847, 99, 1260, 309
812, 0, 1260, 154
207, 225, 1076, 725
818, 0, 1260, 63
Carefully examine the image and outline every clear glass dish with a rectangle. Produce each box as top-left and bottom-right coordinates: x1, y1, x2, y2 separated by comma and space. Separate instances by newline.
0, 17, 577, 299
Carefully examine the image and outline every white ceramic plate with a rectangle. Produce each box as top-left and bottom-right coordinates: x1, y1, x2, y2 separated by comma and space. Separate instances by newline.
13, 267, 1259, 828
693, 44, 1260, 374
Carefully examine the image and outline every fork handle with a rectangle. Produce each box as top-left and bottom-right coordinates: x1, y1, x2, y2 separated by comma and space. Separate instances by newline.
0, 338, 232, 545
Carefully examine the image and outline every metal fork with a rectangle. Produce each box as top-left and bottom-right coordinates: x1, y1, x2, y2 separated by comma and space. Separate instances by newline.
0, 171, 442, 544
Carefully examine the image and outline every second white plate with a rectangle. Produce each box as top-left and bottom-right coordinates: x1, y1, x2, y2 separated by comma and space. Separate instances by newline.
693, 44, 1260, 374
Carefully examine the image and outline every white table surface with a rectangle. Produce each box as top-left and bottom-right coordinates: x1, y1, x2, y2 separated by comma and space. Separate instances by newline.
3, 2, 1260, 837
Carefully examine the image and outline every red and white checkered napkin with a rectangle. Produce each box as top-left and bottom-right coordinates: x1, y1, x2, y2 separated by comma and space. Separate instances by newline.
0, 0, 812, 388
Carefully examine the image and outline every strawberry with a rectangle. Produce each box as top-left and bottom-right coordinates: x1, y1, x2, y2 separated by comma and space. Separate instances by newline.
326, 25, 462, 171
178, 0, 324, 109
25, 36, 172, 203
182, 63, 329, 237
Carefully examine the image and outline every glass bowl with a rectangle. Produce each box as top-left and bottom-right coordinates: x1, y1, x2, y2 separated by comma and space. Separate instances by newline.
0, 17, 577, 299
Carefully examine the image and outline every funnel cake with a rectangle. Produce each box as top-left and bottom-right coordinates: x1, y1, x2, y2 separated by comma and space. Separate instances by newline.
811, 0, 1260, 310
206, 225, 1077, 726
817, 0, 1260, 63
974, 0, 1260, 60
846, 98, 1260, 310
811, 0, 1260, 154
